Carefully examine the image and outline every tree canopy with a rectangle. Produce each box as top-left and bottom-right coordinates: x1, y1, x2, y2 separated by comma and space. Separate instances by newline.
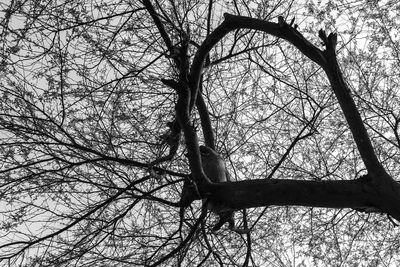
1, 0, 400, 266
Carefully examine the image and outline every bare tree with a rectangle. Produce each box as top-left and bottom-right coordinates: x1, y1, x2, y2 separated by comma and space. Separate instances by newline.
1, 0, 400, 266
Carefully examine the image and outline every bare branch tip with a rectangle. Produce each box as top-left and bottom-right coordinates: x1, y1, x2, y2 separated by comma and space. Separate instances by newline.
278, 16, 285, 27
223, 13, 233, 20
318, 29, 327, 43
328, 32, 338, 48
318, 30, 338, 50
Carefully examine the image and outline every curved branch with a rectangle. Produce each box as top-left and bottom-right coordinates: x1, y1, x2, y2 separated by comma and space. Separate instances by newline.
196, 79, 215, 149
189, 13, 384, 175
189, 13, 325, 108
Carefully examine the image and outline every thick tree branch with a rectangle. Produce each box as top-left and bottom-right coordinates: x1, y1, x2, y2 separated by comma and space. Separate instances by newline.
212, 178, 371, 209
208, 176, 400, 221
189, 13, 325, 109
190, 13, 386, 176
174, 42, 212, 191
318, 30, 383, 175
186, 13, 400, 222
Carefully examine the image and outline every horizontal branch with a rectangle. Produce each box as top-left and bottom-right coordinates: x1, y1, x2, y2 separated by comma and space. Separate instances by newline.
206, 176, 400, 221
209, 178, 373, 210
